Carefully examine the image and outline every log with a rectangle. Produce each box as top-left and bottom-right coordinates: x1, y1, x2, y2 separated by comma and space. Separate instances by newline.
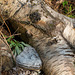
63, 21, 75, 49
0, 0, 75, 75
7, 18, 75, 75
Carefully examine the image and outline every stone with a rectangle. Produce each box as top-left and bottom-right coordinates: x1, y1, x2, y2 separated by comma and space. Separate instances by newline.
16, 46, 42, 71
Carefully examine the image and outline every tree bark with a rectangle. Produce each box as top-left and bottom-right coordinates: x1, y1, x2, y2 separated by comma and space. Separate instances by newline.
7, 18, 75, 75
0, 0, 75, 75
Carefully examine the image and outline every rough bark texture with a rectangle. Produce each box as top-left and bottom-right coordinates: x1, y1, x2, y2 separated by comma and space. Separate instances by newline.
63, 23, 75, 49
7, 18, 75, 75
0, 0, 75, 75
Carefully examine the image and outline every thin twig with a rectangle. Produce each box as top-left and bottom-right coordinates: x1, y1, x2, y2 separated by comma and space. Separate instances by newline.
6, 33, 21, 38
0, 14, 11, 35
0, 31, 16, 62
0, 22, 5, 32
13, 27, 19, 34
67, 9, 75, 15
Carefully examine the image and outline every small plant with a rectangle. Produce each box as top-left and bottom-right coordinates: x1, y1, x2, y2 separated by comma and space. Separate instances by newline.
6, 35, 30, 56
62, 0, 68, 7
62, 0, 75, 18
69, 4, 72, 12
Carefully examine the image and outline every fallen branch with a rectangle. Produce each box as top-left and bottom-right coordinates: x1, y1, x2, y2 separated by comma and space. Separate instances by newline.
0, 14, 11, 35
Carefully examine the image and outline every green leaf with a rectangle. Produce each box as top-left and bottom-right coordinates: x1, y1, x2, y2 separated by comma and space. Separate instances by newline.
10, 43, 16, 48
6, 35, 30, 56
13, 49, 17, 56
11, 40, 15, 44
14, 39, 19, 43
68, 15, 75, 18
20, 42, 30, 47
15, 46, 21, 55
19, 44, 25, 50
62, 0, 68, 7
69, 5, 72, 12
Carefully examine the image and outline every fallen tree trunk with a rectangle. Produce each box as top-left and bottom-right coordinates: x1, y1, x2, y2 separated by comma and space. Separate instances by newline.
0, 0, 75, 75
7, 18, 75, 75
63, 22, 75, 49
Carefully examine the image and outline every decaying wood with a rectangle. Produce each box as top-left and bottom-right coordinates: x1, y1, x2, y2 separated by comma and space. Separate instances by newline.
63, 21, 75, 49
0, 0, 75, 75
7, 18, 75, 75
